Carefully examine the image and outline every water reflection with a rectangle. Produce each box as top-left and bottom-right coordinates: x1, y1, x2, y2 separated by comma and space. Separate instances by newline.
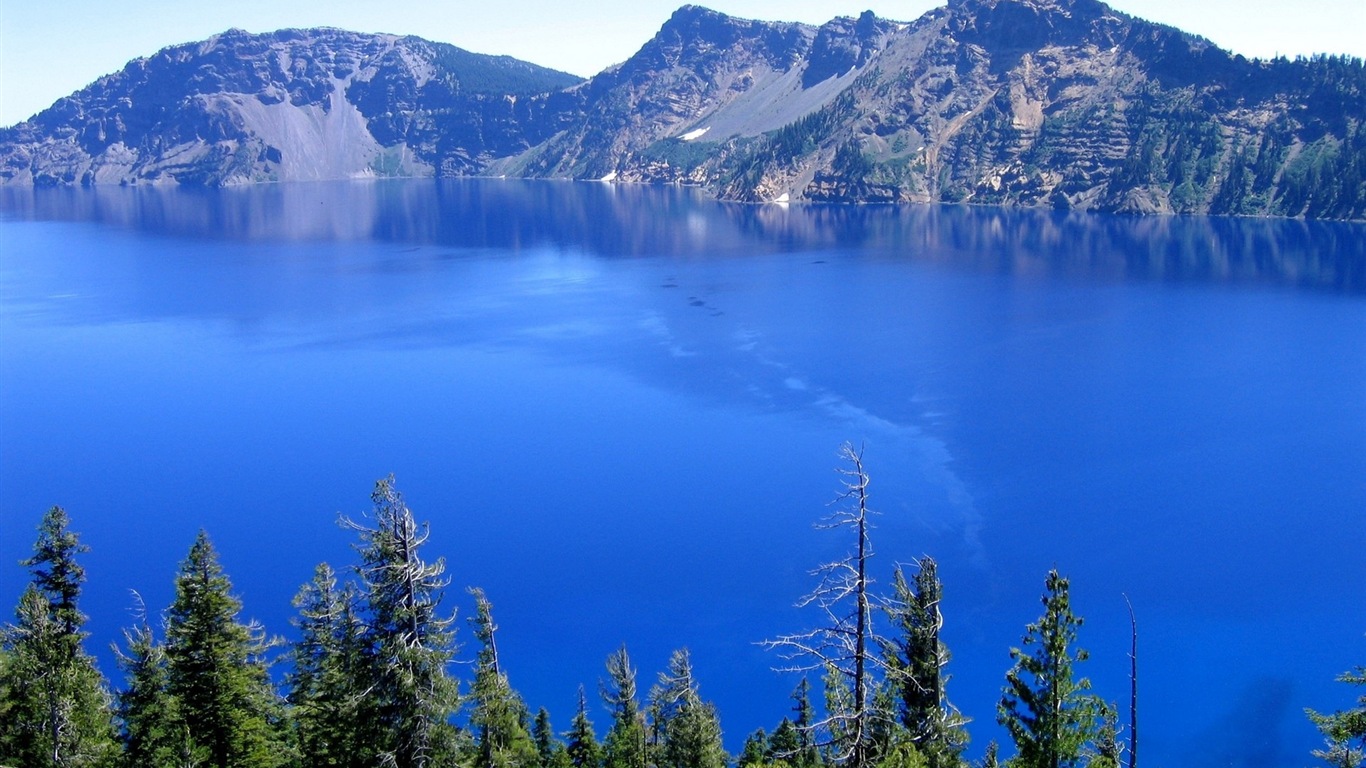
2, 180, 1363, 292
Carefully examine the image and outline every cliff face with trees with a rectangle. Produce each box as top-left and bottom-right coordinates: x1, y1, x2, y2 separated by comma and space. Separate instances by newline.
2, 0, 1364, 219
3, 453, 1363, 768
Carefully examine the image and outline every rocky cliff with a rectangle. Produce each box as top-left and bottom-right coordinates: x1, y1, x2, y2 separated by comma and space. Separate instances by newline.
0, 28, 581, 185
3, 0, 1363, 219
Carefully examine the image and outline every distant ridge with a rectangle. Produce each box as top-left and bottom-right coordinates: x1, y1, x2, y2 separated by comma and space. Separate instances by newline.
2, 1, 1364, 219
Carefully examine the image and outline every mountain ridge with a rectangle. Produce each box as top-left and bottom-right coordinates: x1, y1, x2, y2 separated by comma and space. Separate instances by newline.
2, 0, 1363, 219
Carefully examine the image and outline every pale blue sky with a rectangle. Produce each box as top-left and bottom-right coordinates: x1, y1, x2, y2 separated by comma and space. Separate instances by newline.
2, 0, 1363, 127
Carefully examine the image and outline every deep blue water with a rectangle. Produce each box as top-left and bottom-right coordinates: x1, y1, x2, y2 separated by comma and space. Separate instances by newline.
1, 179, 1363, 766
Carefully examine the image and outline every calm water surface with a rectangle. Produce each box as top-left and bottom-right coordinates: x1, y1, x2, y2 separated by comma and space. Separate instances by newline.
1, 180, 1363, 766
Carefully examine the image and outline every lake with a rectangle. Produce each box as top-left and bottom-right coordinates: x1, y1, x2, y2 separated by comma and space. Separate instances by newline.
1, 179, 1363, 766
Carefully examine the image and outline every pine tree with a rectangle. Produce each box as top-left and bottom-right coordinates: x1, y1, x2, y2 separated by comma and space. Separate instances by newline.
533, 707, 572, 768
1307, 667, 1366, 768
601, 646, 647, 768
649, 648, 727, 768
997, 570, 1111, 768
164, 530, 287, 768
565, 686, 602, 768
467, 587, 539, 768
345, 475, 460, 768
881, 558, 968, 768
288, 563, 365, 768
739, 729, 769, 768
115, 617, 197, 768
0, 506, 118, 768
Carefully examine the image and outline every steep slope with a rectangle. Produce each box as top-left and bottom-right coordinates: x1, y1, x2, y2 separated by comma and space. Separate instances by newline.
582, 0, 1365, 218
0, 28, 581, 186
2, 2, 1363, 219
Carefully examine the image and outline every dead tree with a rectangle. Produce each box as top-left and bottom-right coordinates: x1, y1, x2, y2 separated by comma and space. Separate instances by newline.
764, 442, 882, 767
1124, 594, 1138, 768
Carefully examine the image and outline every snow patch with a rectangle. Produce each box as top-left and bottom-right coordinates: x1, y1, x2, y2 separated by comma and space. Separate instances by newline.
599, 170, 618, 182
679, 126, 710, 141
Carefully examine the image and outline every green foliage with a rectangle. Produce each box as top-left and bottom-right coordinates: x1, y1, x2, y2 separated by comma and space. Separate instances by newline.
533, 707, 573, 768
468, 587, 540, 768
0, 507, 118, 768
881, 559, 968, 768
165, 531, 288, 768
347, 475, 461, 768
116, 620, 197, 768
601, 646, 647, 768
1307, 667, 1366, 767
565, 686, 603, 768
288, 563, 366, 768
649, 648, 728, 768
639, 138, 720, 173
997, 570, 1111, 768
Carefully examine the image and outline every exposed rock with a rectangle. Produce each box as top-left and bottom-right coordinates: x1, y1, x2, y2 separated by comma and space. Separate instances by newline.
2, 0, 1364, 219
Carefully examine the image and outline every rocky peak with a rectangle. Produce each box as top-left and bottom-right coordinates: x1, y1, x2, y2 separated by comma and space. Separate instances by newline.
803, 10, 901, 87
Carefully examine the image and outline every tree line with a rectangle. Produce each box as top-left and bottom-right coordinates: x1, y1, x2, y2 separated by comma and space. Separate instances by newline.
2, 447, 1362, 768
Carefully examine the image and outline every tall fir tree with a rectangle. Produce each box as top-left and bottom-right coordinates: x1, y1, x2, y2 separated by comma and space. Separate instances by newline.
881, 558, 968, 768
565, 686, 603, 768
601, 646, 647, 768
345, 475, 460, 768
648, 648, 727, 768
997, 570, 1111, 768
164, 530, 288, 768
288, 562, 365, 768
533, 707, 572, 768
0, 506, 118, 768
115, 617, 197, 768
467, 587, 539, 768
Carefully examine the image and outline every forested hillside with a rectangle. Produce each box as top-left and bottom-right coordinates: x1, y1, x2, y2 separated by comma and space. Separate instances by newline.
3, 447, 1363, 768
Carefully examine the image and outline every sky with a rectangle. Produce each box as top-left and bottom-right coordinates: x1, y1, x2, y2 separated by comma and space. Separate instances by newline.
1, 0, 1364, 127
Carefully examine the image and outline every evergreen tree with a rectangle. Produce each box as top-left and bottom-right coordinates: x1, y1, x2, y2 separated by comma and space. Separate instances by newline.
467, 587, 539, 768
997, 570, 1111, 768
533, 707, 572, 768
565, 686, 602, 768
0, 506, 118, 768
345, 475, 460, 768
649, 648, 727, 768
288, 563, 365, 768
881, 558, 968, 768
1307, 667, 1366, 768
739, 729, 769, 768
115, 618, 197, 768
164, 530, 287, 768
601, 646, 647, 768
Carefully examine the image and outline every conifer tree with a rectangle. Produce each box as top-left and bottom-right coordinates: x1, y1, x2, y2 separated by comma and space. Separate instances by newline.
164, 530, 288, 768
0, 506, 118, 768
881, 558, 967, 768
601, 646, 647, 768
997, 570, 1111, 768
467, 587, 539, 768
565, 686, 602, 768
288, 563, 365, 768
649, 648, 727, 768
345, 475, 460, 768
739, 729, 769, 768
116, 618, 197, 768
533, 707, 572, 768
1307, 667, 1366, 768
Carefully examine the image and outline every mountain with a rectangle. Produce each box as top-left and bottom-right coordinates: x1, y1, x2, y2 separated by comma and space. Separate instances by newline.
0, 28, 582, 185
3, 0, 1364, 219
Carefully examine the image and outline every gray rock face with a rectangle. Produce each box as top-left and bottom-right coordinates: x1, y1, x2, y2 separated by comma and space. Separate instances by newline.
3, 0, 1364, 219
0, 28, 581, 186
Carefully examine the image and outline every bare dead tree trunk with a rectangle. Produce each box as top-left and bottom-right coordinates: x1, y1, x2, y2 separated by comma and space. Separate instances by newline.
1124, 594, 1138, 768
764, 442, 881, 768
